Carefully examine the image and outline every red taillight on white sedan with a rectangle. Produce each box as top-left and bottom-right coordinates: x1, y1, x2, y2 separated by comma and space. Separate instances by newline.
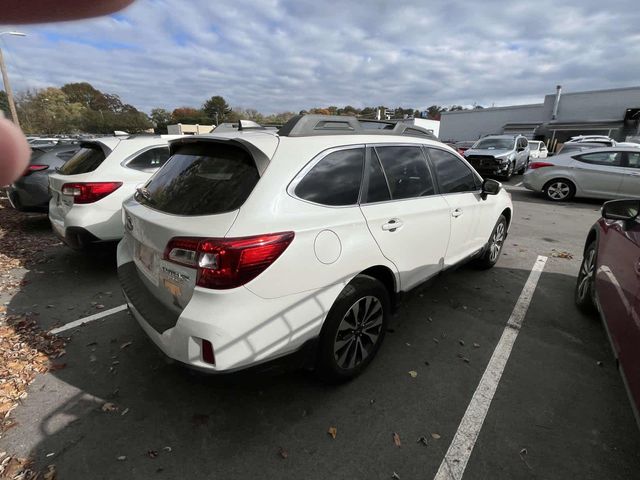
61, 182, 123, 204
164, 232, 295, 290
528, 161, 554, 170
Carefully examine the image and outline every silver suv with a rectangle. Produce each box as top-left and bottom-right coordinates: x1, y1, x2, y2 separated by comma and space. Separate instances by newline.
463, 134, 530, 179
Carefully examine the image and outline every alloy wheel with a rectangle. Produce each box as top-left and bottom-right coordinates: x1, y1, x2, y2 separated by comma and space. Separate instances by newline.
547, 181, 571, 200
489, 222, 506, 262
577, 248, 595, 301
334, 296, 383, 370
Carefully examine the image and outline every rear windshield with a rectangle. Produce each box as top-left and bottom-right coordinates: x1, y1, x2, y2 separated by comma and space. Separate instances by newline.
136, 142, 259, 216
58, 144, 108, 175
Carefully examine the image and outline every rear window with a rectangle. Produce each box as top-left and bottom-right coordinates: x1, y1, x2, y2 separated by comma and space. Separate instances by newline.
137, 142, 259, 216
58, 144, 108, 175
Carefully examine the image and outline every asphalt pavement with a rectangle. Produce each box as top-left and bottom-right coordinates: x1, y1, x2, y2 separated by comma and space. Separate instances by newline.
1, 179, 639, 480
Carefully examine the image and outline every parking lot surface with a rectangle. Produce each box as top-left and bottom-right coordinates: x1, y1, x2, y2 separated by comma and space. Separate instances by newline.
1, 180, 640, 479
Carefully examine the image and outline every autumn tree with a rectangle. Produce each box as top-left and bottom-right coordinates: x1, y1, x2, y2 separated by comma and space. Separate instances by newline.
202, 95, 231, 124
172, 107, 210, 124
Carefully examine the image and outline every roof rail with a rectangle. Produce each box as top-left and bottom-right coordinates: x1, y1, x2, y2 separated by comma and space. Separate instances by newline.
278, 115, 438, 140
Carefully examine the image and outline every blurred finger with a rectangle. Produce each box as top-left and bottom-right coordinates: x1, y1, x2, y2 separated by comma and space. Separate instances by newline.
0, 118, 31, 186
0, 0, 136, 23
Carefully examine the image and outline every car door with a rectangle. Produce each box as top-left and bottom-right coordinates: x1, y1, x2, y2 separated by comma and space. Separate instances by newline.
517, 138, 528, 168
359, 145, 450, 291
571, 151, 626, 197
425, 147, 491, 266
595, 209, 640, 413
539, 143, 549, 159
618, 151, 640, 198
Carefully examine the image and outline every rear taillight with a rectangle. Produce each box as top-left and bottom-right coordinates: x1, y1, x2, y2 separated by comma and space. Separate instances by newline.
164, 232, 295, 290
23, 164, 48, 176
61, 182, 122, 204
528, 162, 554, 170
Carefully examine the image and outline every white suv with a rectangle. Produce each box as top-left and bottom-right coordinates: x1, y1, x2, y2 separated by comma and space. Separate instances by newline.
117, 116, 513, 381
48, 135, 180, 249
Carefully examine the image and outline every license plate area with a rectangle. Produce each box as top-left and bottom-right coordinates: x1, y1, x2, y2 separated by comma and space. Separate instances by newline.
134, 240, 159, 285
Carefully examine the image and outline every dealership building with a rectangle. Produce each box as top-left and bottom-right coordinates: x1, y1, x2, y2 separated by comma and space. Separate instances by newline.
439, 85, 640, 151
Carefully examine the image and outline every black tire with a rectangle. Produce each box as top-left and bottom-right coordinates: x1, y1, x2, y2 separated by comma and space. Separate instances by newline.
543, 178, 576, 202
474, 215, 507, 269
575, 241, 597, 313
316, 275, 390, 383
517, 156, 529, 175
501, 162, 514, 181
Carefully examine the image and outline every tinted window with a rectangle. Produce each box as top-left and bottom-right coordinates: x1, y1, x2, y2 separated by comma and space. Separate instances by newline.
375, 146, 434, 200
295, 149, 364, 206
575, 151, 622, 167
138, 143, 259, 216
58, 145, 107, 175
626, 151, 640, 169
428, 148, 479, 193
56, 149, 78, 161
127, 147, 170, 171
365, 150, 391, 203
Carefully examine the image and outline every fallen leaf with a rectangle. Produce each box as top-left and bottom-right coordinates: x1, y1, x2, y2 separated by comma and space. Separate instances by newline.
121, 408, 129, 416
101, 402, 118, 413
120, 341, 133, 350
597, 361, 603, 367
519, 448, 528, 457
117, 456, 126, 461
147, 450, 158, 459
163, 446, 172, 453
278, 447, 288, 459
473, 343, 480, 348
392, 472, 400, 479
417, 436, 429, 446
459, 339, 465, 346
408, 370, 418, 378
95, 304, 105, 310
433, 338, 439, 344
393, 432, 402, 447
327, 426, 337, 439
551, 249, 573, 260
431, 433, 441, 440
43, 464, 56, 480
49, 362, 67, 371
427, 316, 433, 322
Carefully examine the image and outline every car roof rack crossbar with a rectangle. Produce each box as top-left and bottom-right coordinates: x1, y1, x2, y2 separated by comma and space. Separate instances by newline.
278, 115, 437, 140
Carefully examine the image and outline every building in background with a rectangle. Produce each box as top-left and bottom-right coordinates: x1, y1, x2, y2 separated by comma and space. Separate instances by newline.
167, 123, 214, 135
440, 85, 640, 152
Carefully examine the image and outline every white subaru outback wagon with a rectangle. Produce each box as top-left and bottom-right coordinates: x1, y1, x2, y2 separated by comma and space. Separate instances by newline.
117, 115, 513, 381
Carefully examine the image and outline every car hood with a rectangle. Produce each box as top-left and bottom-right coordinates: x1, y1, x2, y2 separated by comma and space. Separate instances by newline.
464, 148, 513, 157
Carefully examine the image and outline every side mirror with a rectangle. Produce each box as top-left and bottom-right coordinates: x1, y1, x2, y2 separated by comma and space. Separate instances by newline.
481, 178, 501, 200
602, 199, 640, 223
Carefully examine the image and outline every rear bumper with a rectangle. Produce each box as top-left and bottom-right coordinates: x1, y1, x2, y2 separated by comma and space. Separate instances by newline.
7, 180, 49, 212
522, 171, 545, 192
48, 197, 124, 243
117, 236, 334, 373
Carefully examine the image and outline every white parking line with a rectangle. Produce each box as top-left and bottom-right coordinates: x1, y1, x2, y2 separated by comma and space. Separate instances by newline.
434, 255, 548, 480
50, 304, 128, 335
515, 181, 523, 187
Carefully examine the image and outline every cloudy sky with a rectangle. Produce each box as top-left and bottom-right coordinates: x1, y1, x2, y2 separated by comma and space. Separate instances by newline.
1, 0, 638, 114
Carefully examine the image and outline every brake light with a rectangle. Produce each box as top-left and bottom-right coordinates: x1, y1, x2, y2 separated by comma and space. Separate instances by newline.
61, 182, 122, 204
528, 162, 554, 170
23, 164, 48, 176
164, 232, 295, 289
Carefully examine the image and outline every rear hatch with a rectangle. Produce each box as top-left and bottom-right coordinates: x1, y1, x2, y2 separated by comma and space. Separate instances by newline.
48, 141, 114, 219
122, 135, 278, 314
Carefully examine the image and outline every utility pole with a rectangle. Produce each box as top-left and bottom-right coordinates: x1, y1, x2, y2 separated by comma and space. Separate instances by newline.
0, 31, 26, 128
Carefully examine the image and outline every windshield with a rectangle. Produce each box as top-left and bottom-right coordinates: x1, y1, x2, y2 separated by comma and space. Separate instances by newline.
137, 142, 259, 216
472, 138, 514, 150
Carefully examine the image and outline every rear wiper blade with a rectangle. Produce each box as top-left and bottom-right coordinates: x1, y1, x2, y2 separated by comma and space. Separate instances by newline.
136, 186, 154, 204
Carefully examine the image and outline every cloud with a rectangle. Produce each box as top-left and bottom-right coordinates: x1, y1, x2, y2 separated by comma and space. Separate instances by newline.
0, 0, 638, 114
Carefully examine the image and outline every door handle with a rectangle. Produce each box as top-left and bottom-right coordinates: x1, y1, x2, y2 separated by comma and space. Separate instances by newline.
382, 219, 403, 232
452, 208, 463, 218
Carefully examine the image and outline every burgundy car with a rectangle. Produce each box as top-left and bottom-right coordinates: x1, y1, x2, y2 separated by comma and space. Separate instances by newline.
576, 199, 640, 422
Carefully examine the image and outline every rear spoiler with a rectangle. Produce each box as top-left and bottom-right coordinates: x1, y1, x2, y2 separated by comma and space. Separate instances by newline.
167, 135, 277, 175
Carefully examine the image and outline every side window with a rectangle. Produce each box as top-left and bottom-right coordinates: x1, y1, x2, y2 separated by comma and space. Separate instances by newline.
428, 148, 480, 193
575, 151, 622, 167
626, 151, 640, 169
374, 146, 435, 200
365, 149, 391, 203
295, 148, 364, 206
127, 147, 170, 171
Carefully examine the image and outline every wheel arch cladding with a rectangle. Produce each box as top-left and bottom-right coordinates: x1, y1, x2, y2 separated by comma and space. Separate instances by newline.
359, 266, 397, 297
584, 228, 598, 254
501, 208, 512, 229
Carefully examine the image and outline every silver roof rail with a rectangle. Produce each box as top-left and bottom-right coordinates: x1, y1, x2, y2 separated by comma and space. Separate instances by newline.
278, 115, 438, 140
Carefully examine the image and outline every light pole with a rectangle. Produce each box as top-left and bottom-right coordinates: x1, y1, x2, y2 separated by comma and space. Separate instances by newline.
0, 31, 26, 127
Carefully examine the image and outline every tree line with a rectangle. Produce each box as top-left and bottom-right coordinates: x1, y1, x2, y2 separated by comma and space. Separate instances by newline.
0, 82, 483, 134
